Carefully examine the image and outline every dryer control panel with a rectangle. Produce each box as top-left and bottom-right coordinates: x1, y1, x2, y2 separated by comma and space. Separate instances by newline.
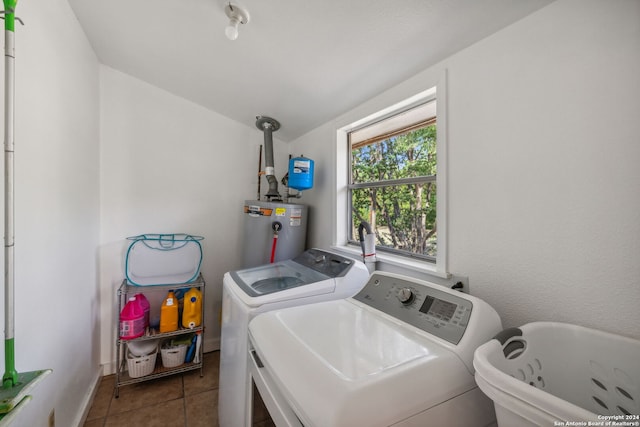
353, 272, 473, 345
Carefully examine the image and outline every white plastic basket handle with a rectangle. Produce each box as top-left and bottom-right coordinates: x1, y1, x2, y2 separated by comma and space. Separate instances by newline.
493, 327, 527, 359
127, 234, 204, 250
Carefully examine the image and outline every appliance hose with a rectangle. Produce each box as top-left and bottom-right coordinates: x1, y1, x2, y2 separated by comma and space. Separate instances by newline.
270, 221, 282, 263
358, 221, 377, 273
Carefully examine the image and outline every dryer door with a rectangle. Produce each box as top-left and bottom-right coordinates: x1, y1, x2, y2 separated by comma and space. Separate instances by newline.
249, 343, 303, 427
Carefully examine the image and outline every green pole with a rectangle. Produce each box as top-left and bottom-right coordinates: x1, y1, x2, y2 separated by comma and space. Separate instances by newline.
0, 3, 50, 413
2, 0, 18, 389
3, 0, 16, 32
2, 341, 15, 389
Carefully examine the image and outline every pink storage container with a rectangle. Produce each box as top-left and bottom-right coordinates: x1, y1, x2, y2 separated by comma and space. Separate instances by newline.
120, 297, 145, 340
135, 293, 150, 328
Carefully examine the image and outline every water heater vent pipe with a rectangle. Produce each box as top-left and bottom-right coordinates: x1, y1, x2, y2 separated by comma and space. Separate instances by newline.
256, 116, 281, 201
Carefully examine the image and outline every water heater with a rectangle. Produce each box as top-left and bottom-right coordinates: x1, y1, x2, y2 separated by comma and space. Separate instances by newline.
241, 200, 308, 268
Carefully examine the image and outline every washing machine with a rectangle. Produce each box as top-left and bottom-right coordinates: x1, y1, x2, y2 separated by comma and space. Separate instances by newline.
218, 248, 369, 427
248, 271, 503, 427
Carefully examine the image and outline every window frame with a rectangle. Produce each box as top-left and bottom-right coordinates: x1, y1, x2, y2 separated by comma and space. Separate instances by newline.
333, 70, 448, 277
347, 100, 438, 262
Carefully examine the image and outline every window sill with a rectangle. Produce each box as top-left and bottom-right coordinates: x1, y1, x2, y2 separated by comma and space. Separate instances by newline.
330, 244, 450, 280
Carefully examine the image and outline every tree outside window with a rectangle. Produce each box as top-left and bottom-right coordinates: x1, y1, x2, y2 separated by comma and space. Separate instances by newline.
349, 101, 437, 261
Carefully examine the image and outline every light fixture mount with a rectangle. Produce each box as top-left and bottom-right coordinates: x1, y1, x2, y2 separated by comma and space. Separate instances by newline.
224, 2, 250, 41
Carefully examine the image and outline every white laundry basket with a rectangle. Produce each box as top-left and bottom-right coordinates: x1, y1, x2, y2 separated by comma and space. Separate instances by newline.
473, 322, 640, 426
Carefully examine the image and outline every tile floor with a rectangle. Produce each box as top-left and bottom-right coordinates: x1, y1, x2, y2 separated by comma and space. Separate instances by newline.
83, 351, 274, 427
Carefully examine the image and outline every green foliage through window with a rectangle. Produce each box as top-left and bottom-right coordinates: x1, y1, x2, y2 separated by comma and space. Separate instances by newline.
350, 123, 437, 259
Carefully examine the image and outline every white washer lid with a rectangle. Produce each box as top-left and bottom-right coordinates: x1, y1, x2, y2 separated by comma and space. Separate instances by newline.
231, 260, 330, 296
224, 270, 337, 308
249, 299, 476, 427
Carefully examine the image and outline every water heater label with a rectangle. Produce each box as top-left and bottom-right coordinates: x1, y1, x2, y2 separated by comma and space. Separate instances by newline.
246, 205, 273, 217
275, 208, 286, 216
290, 208, 302, 226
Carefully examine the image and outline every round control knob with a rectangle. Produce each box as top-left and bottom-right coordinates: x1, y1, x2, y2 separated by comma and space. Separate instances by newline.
397, 288, 415, 305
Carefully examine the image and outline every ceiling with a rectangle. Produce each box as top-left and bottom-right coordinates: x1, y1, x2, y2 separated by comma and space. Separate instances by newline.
68, 0, 554, 142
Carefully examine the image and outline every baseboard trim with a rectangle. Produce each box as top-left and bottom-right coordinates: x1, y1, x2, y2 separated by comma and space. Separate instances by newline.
73, 365, 103, 427
204, 335, 220, 353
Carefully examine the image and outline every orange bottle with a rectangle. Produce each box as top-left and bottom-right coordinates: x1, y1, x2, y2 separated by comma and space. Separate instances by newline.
159, 290, 179, 333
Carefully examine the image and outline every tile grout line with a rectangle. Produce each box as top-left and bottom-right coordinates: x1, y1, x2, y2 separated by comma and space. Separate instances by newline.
102, 379, 116, 427
85, 352, 220, 426
103, 377, 114, 426
182, 374, 188, 427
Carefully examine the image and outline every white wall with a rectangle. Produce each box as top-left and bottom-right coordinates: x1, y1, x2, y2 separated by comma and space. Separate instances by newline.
0, 1, 101, 426
99, 65, 290, 372
293, 0, 640, 340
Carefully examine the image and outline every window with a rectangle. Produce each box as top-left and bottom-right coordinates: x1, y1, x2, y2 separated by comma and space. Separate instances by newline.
348, 98, 437, 262
335, 72, 448, 276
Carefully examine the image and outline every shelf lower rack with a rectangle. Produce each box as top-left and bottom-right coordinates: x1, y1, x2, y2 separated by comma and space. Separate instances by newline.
116, 357, 203, 390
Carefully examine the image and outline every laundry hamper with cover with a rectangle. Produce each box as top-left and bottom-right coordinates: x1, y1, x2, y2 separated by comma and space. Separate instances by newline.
125, 233, 203, 286
473, 322, 640, 426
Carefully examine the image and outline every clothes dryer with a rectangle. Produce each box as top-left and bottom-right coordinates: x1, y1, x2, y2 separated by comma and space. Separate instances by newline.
248, 271, 502, 427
